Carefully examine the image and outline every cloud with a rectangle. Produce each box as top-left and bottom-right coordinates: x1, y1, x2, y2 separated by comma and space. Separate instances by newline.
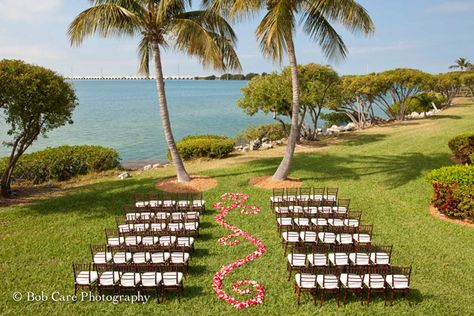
428, 1, 474, 14
0, 0, 62, 21
0, 45, 62, 62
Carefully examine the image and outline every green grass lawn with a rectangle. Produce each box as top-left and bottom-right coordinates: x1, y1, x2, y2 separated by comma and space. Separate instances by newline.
1, 99, 473, 315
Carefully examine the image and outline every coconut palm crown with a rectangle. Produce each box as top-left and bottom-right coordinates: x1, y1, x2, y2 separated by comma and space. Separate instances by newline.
449, 57, 472, 71
69, 0, 242, 182
205, 0, 375, 180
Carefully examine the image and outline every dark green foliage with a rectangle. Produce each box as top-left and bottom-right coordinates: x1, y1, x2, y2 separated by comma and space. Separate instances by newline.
427, 165, 474, 219
0, 145, 120, 184
320, 112, 350, 127
220, 73, 245, 80
236, 124, 288, 143
167, 135, 235, 160
448, 133, 474, 164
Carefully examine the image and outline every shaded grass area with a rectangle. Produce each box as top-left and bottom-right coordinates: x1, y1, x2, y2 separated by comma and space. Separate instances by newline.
1, 99, 473, 315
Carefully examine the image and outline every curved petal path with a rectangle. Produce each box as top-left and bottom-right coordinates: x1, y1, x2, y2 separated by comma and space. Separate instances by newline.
212, 193, 266, 310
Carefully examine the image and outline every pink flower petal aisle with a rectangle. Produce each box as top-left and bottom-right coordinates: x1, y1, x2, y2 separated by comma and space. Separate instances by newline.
212, 193, 266, 310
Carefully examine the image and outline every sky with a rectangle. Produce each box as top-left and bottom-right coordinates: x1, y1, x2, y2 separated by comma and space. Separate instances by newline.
0, 0, 473, 77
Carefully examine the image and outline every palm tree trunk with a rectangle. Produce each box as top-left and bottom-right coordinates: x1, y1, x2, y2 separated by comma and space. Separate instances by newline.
151, 40, 191, 182
272, 37, 300, 181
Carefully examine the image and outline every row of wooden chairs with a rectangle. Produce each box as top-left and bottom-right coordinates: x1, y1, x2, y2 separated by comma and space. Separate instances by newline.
271, 188, 340, 207
277, 212, 362, 232
275, 201, 351, 216
73, 263, 184, 302
123, 211, 200, 224
134, 192, 205, 211
294, 266, 412, 306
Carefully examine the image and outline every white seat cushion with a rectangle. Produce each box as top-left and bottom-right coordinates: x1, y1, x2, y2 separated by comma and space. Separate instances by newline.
178, 200, 190, 207
177, 237, 195, 247
370, 252, 390, 265
93, 252, 112, 264
107, 237, 124, 246
168, 223, 184, 231
328, 252, 349, 266
312, 194, 323, 201
124, 236, 142, 246
184, 222, 199, 230
141, 272, 162, 287
149, 200, 161, 207
277, 217, 292, 226
318, 232, 336, 243
363, 274, 385, 289
151, 223, 167, 231
353, 233, 371, 243
349, 253, 370, 265
133, 223, 149, 231
294, 218, 311, 226
126, 213, 140, 221
328, 218, 344, 226
282, 232, 300, 242
170, 252, 190, 264
270, 196, 284, 202
332, 206, 348, 214
151, 252, 170, 264
317, 274, 339, 289
343, 219, 359, 227
295, 273, 317, 288
142, 236, 159, 246
287, 254, 306, 267
113, 252, 132, 264
171, 213, 184, 220
305, 207, 319, 215
300, 231, 317, 243
311, 218, 328, 226
289, 205, 304, 213
325, 195, 337, 201
318, 206, 332, 214
336, 233, 353, 244
135, 201, 149, 208
193, 200, 205, 207
118, 224, 132, 233
99, 271, 121, 286
162, 200, 176, 207
76, 271, 98, 285
139, 212, 154, 220
132, 252, 151, 264
340, 273, 362, 288
308, 253, 327, 266
386, 275, 409, 289
155, 212, 169, 220
162, 272, 183, 286
298, 195, 311, 201
120, 272, 140, 287
185, 212, 200, 220
159, 236, 177, 246
275, 206, 289, 213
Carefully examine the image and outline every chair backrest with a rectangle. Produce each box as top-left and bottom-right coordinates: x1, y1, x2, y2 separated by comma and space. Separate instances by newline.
348, 210, 362, 221
322, 267, 339, 287
105, 228, 119, 239
390, 265, 412, 286
333, 244, 352, 254
73, 262, 91, 278
313, 188, 325, 199
299, 187, 312, 198
354, 244, 370, 253
286, 188, 298, 201
325, 187, 338, 198
358, 224, 373, 235
298, 273, 316, 287
337, 198, 350, 208
312, 244, 330, 254
273, 188, 285, 199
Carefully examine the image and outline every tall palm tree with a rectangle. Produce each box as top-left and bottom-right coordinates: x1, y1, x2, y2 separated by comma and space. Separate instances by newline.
69, 0, 241, 182
449, 57, 472, 71
206, 0, 374, 180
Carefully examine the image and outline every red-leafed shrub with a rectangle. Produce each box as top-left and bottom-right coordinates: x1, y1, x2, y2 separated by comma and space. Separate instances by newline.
427, 165, 474, 220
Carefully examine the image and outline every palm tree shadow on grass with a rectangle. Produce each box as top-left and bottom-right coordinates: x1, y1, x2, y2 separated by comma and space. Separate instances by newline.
214, 151, 450, 189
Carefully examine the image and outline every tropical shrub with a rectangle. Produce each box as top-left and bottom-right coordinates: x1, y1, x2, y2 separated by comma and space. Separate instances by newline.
448, 133, 474, 164
0, 145, 121, 184
427, 165, 474, 219
169, 135, 235, 160
406, 92, 446, 114
237, 124, 288, 143
321, 112, 350, 127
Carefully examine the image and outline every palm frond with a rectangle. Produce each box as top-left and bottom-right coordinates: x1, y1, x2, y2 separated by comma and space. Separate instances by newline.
68, 4, 141, 46
137, 36, 151, 76
202, 0, 264, 21
255, 1, 295, 63
169, 10, 241, 71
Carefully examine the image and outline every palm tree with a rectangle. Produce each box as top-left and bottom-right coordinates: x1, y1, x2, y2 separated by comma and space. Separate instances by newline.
206, 0, 374, 180
449, 57, 472, 71
69, 0, 241, 182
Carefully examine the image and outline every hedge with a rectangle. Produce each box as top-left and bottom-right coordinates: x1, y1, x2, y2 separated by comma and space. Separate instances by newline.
236, 124, 288, 143
0, 145, 121, 184
427, 165, 474, 219
167, 135, 235, 160
448, 133, 474, 164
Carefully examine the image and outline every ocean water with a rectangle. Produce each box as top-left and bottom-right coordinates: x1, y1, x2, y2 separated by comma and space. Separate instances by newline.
0, 80, 276, 161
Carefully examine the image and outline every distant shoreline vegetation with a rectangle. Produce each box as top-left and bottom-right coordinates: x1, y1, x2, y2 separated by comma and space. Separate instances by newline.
65, 73, 264, 81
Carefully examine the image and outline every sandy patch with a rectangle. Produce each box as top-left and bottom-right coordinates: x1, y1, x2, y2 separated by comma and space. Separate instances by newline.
429, 205, 473, 228
249, 175, 302, 190
155, 175, 217, 193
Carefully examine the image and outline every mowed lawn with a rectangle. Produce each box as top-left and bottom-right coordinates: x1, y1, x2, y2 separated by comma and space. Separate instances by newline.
1, 99, 473, 316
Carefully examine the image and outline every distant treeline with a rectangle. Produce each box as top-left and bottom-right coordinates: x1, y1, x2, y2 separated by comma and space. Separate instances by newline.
194, 73, 267, 81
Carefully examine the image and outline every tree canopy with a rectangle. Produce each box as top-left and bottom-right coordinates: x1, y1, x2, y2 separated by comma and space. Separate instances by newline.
0, 59, 77, 197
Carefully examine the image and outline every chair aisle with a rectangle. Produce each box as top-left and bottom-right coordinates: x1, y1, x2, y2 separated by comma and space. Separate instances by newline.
72, 192, 205, 303
271, 187, 412, 307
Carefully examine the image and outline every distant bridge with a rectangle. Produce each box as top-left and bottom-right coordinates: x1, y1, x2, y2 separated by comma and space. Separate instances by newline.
66, 76, 196, 80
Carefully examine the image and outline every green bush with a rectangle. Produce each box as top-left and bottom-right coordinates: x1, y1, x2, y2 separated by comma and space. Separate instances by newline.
0, 145, 121, 184
237, 124, 288, 143
168, 135, 235, 160
448, 133, 474, 164
320, 112, 350, 127
427, 165, 474, 219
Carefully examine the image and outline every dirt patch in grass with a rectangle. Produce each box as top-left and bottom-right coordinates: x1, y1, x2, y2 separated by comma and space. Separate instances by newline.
429, 205, 474, 228
155, 175, 217, 193
249, 175, 302, 189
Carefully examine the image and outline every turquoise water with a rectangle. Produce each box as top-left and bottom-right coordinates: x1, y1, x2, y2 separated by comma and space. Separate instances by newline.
0, 80, 277, 161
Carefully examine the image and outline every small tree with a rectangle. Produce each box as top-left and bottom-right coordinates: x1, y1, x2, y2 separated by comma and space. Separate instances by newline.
432, 72, 463, 107
0, 60, 77, 197
461, 72, 474, 101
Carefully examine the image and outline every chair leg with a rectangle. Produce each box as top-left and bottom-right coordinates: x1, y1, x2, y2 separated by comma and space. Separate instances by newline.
320, 291, 324, 307
297, 288, 301, 305
383, 289, 387, 306
407, 289, 411, 306
391, 289, 394, 306
367, 289, 371, 306
336, 290, 340, 307
360, 289, 364, 305
288, 269, 292, 281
